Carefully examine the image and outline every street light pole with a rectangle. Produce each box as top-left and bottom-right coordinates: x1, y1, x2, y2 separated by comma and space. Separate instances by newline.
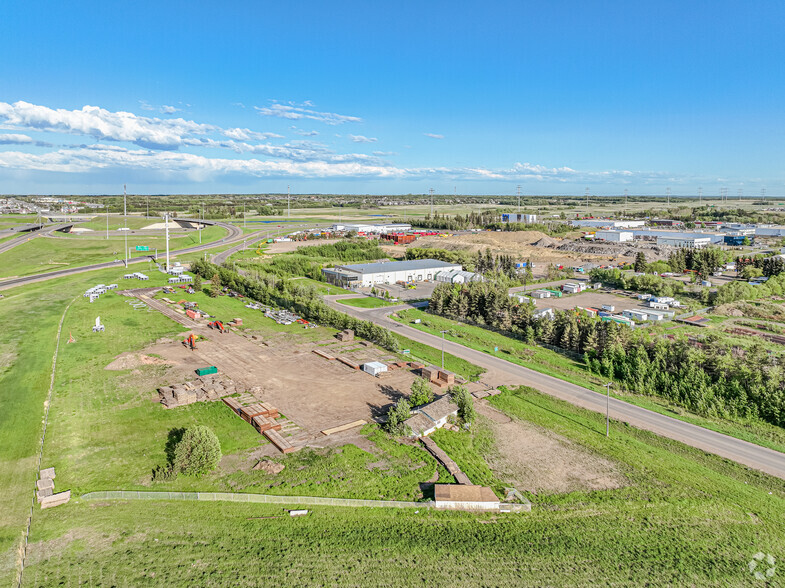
123, 184, 128, 268
440, 330, 448, 369
605, 382, 612, 437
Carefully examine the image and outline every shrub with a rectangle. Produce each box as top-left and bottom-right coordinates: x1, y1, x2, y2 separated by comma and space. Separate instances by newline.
449, 385, 476, 424
409, 377, 434, 407
385, 398, 412, 435
173, 425, 222, 476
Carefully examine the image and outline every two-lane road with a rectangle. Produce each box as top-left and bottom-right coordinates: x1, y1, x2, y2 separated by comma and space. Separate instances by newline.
325, 296, 785, 480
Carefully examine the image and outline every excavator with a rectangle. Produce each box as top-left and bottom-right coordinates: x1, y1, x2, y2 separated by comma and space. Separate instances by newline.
183, 333, 198, 350
208, 320, 225, 333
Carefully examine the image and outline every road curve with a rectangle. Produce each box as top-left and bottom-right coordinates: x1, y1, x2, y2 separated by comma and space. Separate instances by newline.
325, 296, 785, 480
0, 220, 243, 291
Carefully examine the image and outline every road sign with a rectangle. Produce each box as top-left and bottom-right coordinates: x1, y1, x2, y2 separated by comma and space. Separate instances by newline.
135, 245, 149, 251
402, 349, 410, 354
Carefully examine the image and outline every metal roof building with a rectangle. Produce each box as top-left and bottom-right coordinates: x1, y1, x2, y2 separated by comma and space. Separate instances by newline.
322, 259, 462, 287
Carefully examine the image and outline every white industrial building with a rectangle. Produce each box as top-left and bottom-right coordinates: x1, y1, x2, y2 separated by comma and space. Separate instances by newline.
531, 290, 551, 299
434, 269, 483, 284
595, 230, 633, 242
572, 219, 646, 229
501, 213, 538, 224
330, 223, 411, 234
633, 229, 725, 244
322, 259, 461, 288
622, 309, 651, 322
754, 225, 785, 237
656, 236, 712, 249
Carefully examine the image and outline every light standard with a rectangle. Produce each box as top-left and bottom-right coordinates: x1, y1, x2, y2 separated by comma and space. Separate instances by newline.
604, 382, 612, 437
440, 330, 449, 369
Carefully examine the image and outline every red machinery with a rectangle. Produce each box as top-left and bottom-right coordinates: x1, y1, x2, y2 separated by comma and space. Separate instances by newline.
183, 333, 198, 350
208, 320, 225, 333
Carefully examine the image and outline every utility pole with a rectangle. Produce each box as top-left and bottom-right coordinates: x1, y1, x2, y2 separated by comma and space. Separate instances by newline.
738, 188, 743, 203
165, 212, 170, 272
123, 184, 128, 267
666, 187, 671, 206
287, 186, 291, 218
762, 187, 767, 205
106, 199, 109, 240
517, 185, 521, 213
624, 189, 628, 213
199, 203, 203, 244
430, 188, 434, 217
605, 382, 612, 437
440, 330, 448, 369
698, 186, 702, 206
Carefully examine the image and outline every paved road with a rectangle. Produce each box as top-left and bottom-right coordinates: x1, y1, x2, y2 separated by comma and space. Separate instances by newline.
0, 223, 73, 255
0, 220, 244, 291
325, 297, 785, 480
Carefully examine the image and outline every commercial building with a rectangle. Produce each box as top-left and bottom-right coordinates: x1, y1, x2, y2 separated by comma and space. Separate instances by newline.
571, 219, 646, 229
594, 230, 633, 242
650, 219, 684, 227
656, 236, 712, 249
322, 259, 461, 288
622, 309, 651, 322
501, 213, 538, 224
754, 226, 785, 237
434, 269, 483, 284
330, 223, 412, 234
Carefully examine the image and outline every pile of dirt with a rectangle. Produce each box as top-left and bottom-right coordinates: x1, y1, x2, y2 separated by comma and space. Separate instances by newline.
105, 353, 172, 371
253, 460, 285, 474
532, 236, 558, 248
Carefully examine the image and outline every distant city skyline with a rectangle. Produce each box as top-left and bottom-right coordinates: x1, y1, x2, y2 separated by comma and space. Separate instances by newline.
1, 1, 783, 195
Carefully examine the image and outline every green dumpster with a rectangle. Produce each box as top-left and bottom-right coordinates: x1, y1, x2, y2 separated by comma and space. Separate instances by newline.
196, 366, 218, 376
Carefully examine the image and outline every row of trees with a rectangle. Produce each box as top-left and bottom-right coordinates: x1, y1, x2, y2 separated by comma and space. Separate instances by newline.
191, 260, 401, 352
666, 247, 727, 279
427, 280, 785, 426
735, 254, 785, 278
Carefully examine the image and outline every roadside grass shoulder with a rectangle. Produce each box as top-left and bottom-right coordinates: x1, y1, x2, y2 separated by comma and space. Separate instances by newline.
0, 226, 227, 278
393, 308, 785, 453
390, 333, 485, 381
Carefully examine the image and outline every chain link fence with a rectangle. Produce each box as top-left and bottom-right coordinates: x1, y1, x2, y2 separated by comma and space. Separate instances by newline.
81, 490, 431, 510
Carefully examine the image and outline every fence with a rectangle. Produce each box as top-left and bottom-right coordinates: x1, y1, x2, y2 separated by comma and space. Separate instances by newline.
81, 490, 430, 510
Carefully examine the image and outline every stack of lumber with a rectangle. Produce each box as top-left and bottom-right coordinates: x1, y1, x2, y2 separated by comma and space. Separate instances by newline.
421, 365, 440, 382
252, 414, 282, 433
37, 467, 70, 509
222, 397, 243, 415
312, 349, 335, 360
337, 356, 360, 370
409, 361, 425, 369
240, 403, 265, 422
336, 329, 354, 342
159, 375, 238, 408
473, 390, 491, 399
263, 428, 298, 453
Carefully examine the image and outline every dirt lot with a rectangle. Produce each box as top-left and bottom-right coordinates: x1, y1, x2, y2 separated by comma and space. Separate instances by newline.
477, 402, 626, 494
133, 325, 419, 438
409, 231, 634, 276
534, 290, 643, 313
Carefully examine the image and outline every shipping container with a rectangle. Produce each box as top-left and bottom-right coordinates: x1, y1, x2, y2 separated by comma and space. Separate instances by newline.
196, 366, 218, 376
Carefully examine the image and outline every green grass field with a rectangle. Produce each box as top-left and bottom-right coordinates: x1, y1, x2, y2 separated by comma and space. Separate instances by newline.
19, 385, 785, 586
337, 296, 397, 308
392, 308, 785, 453
0, 226, 227, 278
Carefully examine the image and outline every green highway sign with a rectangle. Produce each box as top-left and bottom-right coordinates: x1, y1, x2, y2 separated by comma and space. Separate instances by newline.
135, 246, 150, 251
402, 349, 410, 354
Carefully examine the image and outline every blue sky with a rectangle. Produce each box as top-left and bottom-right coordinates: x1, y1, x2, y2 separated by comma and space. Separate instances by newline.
1, 0, 783, 196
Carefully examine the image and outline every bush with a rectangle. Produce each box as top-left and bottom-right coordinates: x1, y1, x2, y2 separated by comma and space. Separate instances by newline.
409, 377, 434, 407
385, 398, 412, 435
173, 425, 222, 476
449, 385, 476, 423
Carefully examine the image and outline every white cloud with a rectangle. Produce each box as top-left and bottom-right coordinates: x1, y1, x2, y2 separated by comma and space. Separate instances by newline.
290, 126, 320, 137
349, 134, 377, 143
0, 133, 33, 145
423, 133, 444, 139
255, 102, 362, 124
372, 150, 396, 156
160, 105, 181, 115
223, 127, 284, 141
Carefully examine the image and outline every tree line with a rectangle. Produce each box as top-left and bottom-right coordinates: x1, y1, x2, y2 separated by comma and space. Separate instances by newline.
191, 260, 400, 352
428, 280, 785, 427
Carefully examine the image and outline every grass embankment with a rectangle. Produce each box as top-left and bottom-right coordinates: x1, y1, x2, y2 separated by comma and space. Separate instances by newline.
0, 225, 227, 278
393, 308, 785, 453
289, 277, 347, 296
76, 216, 167, 231
22, 385, 785, 586
337, 296, 397, 309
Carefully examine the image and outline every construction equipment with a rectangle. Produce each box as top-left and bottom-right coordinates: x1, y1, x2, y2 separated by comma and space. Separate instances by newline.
208, 320, 225, 333
183, 333, 198, 350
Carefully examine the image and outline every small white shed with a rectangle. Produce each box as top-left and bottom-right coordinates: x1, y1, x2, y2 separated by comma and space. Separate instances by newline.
362, 361, 388, 377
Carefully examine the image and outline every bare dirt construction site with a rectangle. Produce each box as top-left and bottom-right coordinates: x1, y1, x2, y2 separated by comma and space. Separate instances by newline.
407, 231, 636, 275
476, 402, 627, 494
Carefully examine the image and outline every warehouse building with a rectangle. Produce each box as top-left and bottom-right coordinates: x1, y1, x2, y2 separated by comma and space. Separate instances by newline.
595, 230, 633, 242
322, 259, 462, 287
330, 223, 411, 234
572, 219, 646, 229
655, 236, 712, 249
434, 269, 483, 284
501, 213, 538, 224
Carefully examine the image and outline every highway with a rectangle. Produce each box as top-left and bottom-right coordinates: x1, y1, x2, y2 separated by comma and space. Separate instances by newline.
325, 295, 785, 480
0, 220, 244, 291
0, 223, 73, 255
